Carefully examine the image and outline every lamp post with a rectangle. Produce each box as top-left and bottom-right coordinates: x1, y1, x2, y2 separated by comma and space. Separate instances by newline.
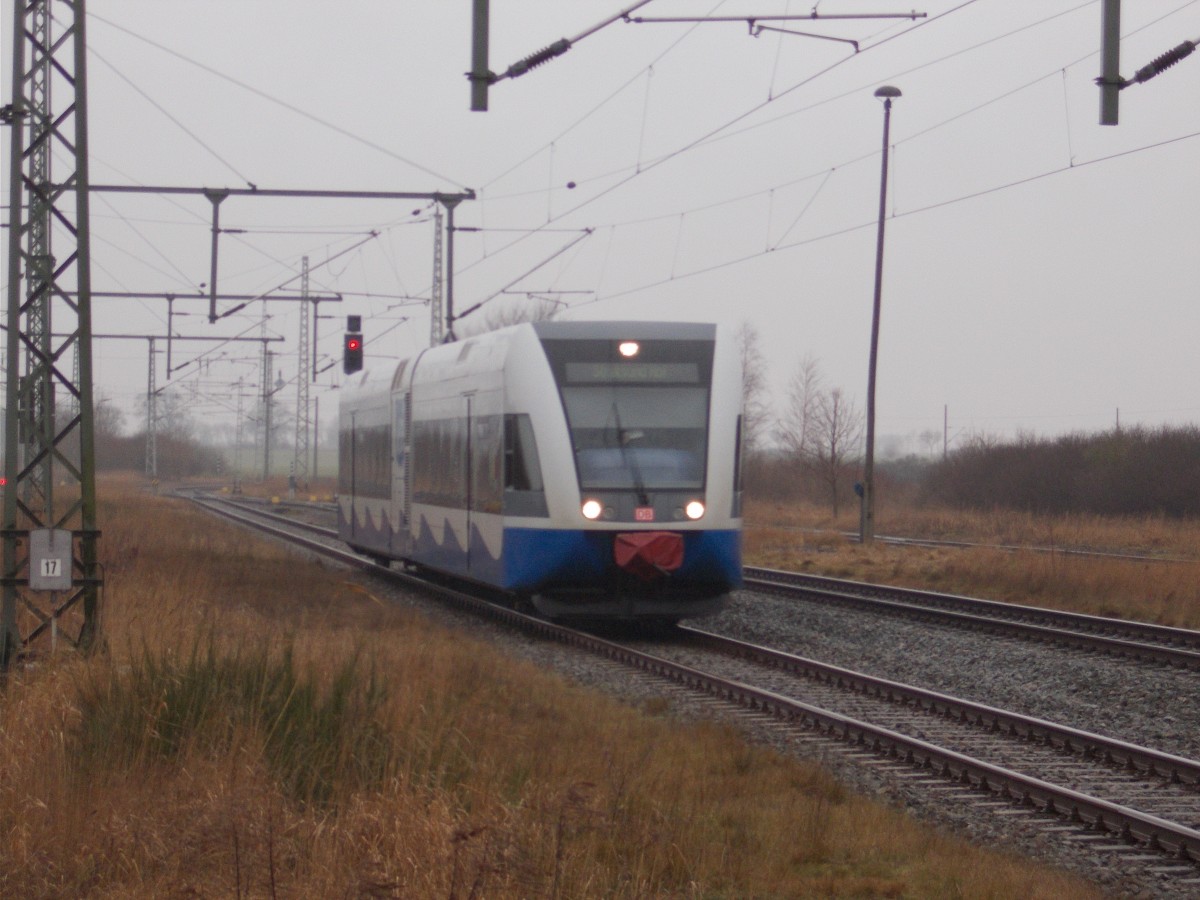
861, 85, 901, 544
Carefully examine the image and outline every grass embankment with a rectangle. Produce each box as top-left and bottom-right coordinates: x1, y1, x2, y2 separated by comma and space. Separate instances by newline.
0, 476, 1102, 897
745, 498, 1200, 631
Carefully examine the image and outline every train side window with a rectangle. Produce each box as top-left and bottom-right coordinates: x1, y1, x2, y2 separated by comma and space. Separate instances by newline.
504, 414, 544, 492
394, 397, 407, 467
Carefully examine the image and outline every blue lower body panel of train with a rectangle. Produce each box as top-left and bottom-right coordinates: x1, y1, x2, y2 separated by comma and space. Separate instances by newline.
499, 527, 741, 618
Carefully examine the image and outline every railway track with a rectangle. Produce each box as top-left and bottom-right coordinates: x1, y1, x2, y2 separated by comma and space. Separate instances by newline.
746, 566, 1200, 670
215, 495, 1200, 673
187, 491, 1200, 891
782, 526, 1198, 564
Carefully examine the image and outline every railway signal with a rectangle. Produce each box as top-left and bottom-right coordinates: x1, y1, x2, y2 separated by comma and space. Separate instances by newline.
343, 332, 363, 375
344, 316, 364, 375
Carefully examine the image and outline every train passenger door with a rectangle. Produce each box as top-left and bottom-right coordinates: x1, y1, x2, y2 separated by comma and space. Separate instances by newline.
391, 393, 411, 557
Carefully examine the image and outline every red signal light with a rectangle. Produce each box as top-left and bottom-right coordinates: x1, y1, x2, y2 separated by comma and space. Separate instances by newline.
343, 332, 364, 374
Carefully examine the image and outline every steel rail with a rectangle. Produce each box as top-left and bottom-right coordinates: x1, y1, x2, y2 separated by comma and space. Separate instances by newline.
627, 647, 1200, 861
213, 495, 340, 537
768, 525, 1197, 563
746, 567, 1200, 669
188, 492, 1200, 863
205, 495, 1200, 669
680, 625, 1200, 787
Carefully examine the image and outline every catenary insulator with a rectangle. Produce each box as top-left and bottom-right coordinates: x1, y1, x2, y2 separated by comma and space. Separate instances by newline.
1129, 41, 1196, 86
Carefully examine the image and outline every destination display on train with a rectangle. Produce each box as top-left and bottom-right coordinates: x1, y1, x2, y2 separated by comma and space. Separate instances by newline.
564, 362, 700, 384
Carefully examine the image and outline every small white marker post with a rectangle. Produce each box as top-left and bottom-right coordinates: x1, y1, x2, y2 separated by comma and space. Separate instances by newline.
29, 529, 74, 653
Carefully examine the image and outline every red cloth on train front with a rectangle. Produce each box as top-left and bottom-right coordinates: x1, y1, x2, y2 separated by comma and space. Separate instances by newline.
613, 531, 684, 580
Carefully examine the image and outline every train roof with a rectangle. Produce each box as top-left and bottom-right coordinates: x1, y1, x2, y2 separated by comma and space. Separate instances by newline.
339, 320, 721, 409
531, 320, 716, 340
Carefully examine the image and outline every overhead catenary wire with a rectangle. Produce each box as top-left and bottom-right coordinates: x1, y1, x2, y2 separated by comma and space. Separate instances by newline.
575, 125, 1200, 311
61, 0, 1200, 427
470, 0, 1200, 305
58, 0, 1190, 362
87, 46, 256, 189
453, 229, 595, 324
86, 11, 473, 191
478, 0, 1076, 208
480, 1, 726, 192
460, 0, 981, 285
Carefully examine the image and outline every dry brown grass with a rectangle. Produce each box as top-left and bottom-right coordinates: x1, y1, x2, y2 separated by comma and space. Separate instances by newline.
746, 496, 1200, 630
0, 475, 1103, 897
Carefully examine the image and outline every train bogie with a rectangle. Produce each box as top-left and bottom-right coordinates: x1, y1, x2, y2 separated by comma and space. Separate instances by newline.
338, 321, 743, 621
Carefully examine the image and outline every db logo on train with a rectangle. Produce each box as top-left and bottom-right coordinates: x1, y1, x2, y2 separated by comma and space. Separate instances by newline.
635, 507, 655, 522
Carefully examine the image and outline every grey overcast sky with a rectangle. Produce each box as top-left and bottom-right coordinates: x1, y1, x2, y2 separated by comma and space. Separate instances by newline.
4, 1, 1200, 453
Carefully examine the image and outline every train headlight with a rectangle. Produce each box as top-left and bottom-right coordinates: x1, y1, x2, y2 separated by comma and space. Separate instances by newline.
685, 500, 705, 520
581, 499, 604, 520
618, 341, 640, 358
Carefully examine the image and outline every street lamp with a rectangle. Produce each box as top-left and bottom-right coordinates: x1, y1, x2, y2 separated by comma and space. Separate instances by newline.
861, 85, 901, 544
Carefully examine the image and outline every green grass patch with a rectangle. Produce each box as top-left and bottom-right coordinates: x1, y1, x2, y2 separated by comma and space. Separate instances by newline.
71, 634, 392, 807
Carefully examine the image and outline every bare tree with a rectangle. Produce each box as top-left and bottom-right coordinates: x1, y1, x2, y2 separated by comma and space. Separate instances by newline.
775, 355, 864, 515
776, 354, 822, 458
94, 395, 126, 440
736, 321, 770, 454
961, 429, 1003, 452
808, 387, 863, 516
152, 387, 196, 440
918, 428, 941, 457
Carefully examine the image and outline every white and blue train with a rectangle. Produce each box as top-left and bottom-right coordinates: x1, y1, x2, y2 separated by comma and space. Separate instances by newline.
337, 320, 743, 621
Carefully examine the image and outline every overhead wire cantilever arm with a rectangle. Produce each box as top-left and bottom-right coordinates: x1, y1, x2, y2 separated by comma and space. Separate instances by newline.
626, 12, 927, 24
752, 25, 860, 51
476, 0, 656, 91
75, 183, 474, 323
1117, 38, 1200, 89
625, 11, 925, 54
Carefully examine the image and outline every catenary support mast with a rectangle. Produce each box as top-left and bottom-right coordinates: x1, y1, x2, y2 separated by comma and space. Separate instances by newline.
295, 258, 312, 484
3, 0, 101, 666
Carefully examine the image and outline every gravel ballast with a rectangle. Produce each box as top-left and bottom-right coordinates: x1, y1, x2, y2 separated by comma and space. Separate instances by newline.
367, 571, 1200, 899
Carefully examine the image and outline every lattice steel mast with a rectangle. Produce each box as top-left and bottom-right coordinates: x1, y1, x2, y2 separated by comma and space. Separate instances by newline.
3, 0, 101, 665
430, 205, 444, 346
145, 338, 158, 477
294, 257, 311, 484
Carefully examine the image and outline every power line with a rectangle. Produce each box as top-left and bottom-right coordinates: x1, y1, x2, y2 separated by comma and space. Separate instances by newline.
466, 0, 1200, 313
577, 124, 1200, 309
86, 11, 473, 190
459, 1, 983, 286
87, 47, 256, 188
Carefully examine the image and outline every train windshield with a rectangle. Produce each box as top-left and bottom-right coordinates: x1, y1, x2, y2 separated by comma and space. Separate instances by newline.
540, 338, 713, 492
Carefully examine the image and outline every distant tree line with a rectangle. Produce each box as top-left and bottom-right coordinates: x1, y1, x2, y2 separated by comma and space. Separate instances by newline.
920, 426, 1200, 517
737, 323, 1200, 519
91, 399, 224, 477
96, 432, 224, 478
